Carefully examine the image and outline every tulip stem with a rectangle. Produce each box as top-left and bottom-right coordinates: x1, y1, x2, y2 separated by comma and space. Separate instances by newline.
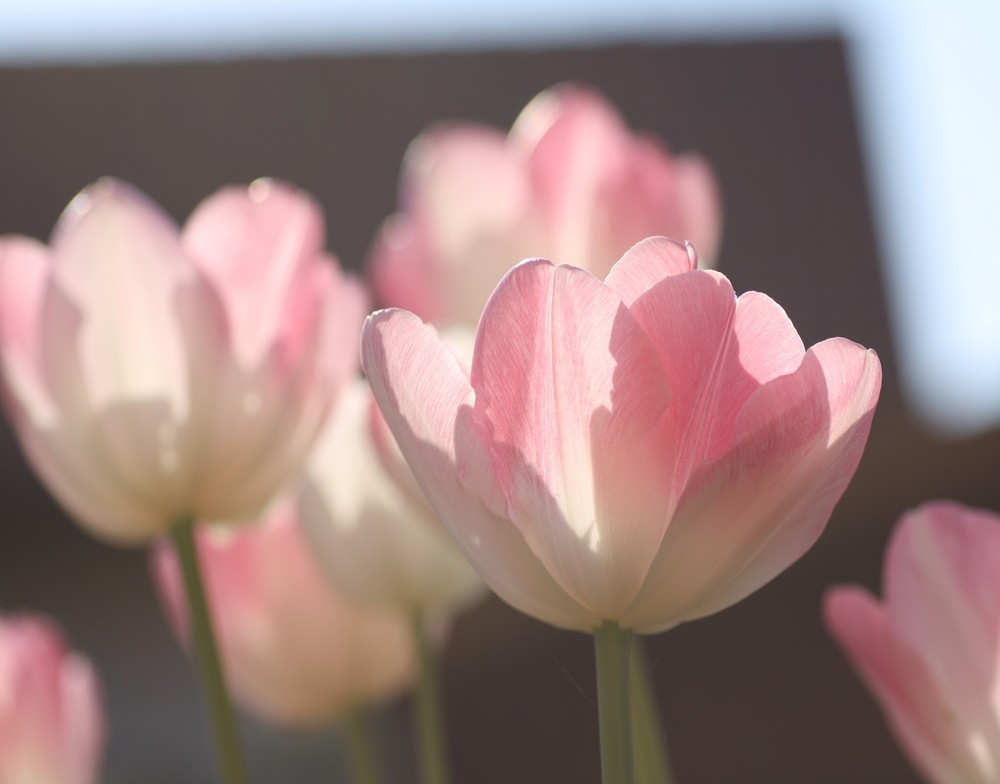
412, 613, 452, 784
631, 640, 675, 784
171, 518, 250, 784
595, 621, 635, 784
344, 708, 386, 784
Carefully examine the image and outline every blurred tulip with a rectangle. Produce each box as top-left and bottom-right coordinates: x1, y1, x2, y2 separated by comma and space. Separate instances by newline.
826, 501, 1000, 784
300, 376, 484, 615
0, 613, 104, 784
0, 178, 366, 545
362, 237, 881, 633
151, 503, 416, 727
369, 83, 721, 327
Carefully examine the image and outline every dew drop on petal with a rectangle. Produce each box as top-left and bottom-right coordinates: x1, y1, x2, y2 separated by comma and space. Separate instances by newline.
248, 178, 273, 203
684, 240, 699, 268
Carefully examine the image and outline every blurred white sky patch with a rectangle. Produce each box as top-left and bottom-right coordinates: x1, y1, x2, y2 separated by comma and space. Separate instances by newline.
2, 0, 998, 436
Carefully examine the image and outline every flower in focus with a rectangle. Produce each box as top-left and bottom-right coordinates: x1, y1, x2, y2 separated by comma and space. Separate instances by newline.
151, 503, 416, 726
825, 501, 1000, 784
362, 237, 881, 633
0, 613, 104, 784
0, 178, 366, 545
369, 83, 721, 327
299, 375, 485, 616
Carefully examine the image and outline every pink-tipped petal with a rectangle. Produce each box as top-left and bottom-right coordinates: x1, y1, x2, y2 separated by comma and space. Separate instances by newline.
400, 125, 539, 326
825, 587, 989, 784
603, 236, 698, 303
471, 259, 674, 618
0, 614, 105, 784
622, 339, 880, 631
362, 308, 593, 630
182, 178, 328, 367
885, 503, 1000, 755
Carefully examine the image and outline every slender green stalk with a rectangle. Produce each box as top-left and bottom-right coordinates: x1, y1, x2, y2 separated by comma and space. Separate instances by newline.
594, 621, 635, 784
171, 517, 249, 784
343, 709, 386, 784
631, 640, 675, 784
411, 613, 452, 784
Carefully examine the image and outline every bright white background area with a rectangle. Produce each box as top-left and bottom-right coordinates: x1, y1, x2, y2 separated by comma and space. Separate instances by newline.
2, 0, 998, 436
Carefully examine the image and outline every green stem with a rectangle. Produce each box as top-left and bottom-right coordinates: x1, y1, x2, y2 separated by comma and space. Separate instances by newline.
412, 613, 452, 784
343, 709, 386, 784
595, 621, 635, 784
171, 518, 249, 784
631, 640, 675, 784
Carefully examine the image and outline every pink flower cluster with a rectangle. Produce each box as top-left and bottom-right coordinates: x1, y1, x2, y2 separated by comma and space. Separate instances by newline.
3, 81, 983, 784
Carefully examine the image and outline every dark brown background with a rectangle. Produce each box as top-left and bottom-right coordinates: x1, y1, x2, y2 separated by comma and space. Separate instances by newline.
2, 37, 997, 783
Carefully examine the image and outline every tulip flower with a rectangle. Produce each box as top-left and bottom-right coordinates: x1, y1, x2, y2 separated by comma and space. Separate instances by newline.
825, 501, 1000, 784
151, 502, 416, 727
300, 373, 484, 784
364, 236, 880, 783
363, 236, 881, 634
0, 613, 104, 784
0, 178, 366, 545
300, 375, 484, 616
369, 83, 721, 328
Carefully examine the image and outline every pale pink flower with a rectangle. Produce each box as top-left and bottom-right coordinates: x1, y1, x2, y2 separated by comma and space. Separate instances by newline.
0, 614, 104, 784
151, 503, 416, 727
0, 178, 366, 544
826, 501, 1000, 784
369, 83, 721, 327
299, 375, 485, 615
362, 237, 881, 633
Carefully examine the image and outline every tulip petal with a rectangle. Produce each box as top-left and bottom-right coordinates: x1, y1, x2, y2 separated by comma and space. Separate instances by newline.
362, 308, 594, 630
621, 263, 806, 476
519, 86, 633, 269
622, 339, 880, 631
825, 587, 989, 784
885, 502, 1000, 760
0, 242, 169, 540
603, 236, 697, 302
394, 125, 540, 326
299, 379, 482, 612
46, 179, 192, 416
182, 179, 327, 368
471, 259, 674, 618
368, 213, 438, 319
671, 152, 723, 267
151, 508, 416, 726
0, 236, 51, 423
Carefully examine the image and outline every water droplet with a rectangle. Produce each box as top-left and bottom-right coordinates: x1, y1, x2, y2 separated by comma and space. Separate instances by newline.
685, 240, 699, 268
248, 178, 274, 203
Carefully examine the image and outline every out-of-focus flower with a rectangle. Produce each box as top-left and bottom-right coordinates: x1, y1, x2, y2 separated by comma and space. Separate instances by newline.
0, 178, 366, 545
0, 613, 104, 784
369, 83, 721, 328
825, 501, 1000, 784
362, 237, 881, 634
151, 503, 416, 727
299, 376, 484, 616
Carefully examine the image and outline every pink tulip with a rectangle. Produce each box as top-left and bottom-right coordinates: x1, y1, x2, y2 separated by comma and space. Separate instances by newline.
825, 502, 1000, 784
362, 237, 881, 633
151, 503, 416, 727
299, 376, 485, 615
0, 614, 104, 784
369, 83, 721, 327
0, 178, 366, 545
